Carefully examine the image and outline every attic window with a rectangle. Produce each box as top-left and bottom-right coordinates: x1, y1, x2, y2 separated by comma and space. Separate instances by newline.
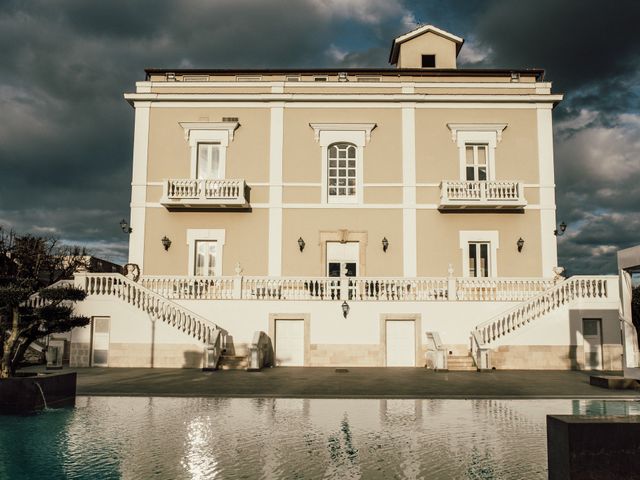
236, 76, 261, 82
421, 55, 436, 68
183, 75, 209, 82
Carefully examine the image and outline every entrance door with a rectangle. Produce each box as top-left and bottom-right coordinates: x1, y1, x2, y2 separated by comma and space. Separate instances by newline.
386, 320, 416, 367
275, 320, 304, 366
92, 317, 110, 367
583, 318, 603, 370
326, 242, 359, 300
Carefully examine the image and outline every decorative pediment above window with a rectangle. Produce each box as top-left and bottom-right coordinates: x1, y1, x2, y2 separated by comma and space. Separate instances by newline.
446, 123, 507, 144
309, 123, 377, 146
179, 121, 240, 143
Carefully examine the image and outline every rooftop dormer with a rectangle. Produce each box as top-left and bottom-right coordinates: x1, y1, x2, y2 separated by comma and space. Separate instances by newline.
389, 25, 464, 69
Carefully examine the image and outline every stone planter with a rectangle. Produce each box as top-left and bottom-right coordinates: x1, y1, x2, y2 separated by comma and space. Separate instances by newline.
0, 372, 77, 414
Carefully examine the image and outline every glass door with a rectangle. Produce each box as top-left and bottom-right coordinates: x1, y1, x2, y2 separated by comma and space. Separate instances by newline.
326, 242, 359, 300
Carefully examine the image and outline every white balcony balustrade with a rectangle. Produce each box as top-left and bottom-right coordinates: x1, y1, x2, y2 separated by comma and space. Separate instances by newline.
439, 180, 526, 209
138, 275, 554, 302
161, 179, 248, 208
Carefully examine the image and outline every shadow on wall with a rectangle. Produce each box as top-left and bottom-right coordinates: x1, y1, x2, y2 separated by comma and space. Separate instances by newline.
183, 351, 204, 369
224, 335, 236, 355
569, 308, 621, 371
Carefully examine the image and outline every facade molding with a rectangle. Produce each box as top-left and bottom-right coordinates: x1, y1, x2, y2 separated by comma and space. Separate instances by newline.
125, 93, 563, 104
401, 105, 417, 277
268, 106, 284, 276
143, 80, 549, 90
128, 103, 151, 272
179, 121, 240, 142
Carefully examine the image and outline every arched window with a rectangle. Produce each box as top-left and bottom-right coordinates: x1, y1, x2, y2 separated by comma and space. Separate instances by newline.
327, 142, 357, 201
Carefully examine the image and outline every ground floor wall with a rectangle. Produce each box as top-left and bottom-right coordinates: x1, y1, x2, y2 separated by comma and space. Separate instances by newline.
69, 292, 623, 370
70, 297, 205, 368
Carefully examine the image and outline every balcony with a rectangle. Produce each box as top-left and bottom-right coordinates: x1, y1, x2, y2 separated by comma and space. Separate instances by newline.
139, 275, 555, 302
160, 179, 248, 209
439, 180, 526, 210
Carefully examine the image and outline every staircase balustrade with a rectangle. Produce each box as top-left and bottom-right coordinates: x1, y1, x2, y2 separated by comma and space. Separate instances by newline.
76, 273, 221, 350
472, 276, 616, 349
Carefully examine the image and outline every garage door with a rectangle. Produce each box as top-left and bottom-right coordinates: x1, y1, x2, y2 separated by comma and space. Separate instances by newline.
386, 320, 415, 367
275, 320, 305, 366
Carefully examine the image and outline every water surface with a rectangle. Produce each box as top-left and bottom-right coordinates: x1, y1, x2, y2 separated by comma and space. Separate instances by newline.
1, 397, 638, 479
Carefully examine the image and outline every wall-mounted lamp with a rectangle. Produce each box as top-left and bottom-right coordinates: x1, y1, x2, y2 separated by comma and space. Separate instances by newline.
119, 219, 132, 234
298, 237, 305, 252
554, 221, 567, 237
382, 237, 389, 253
341, 301, 350, 318
517, 237, 525, 252
161, 236, 172, 251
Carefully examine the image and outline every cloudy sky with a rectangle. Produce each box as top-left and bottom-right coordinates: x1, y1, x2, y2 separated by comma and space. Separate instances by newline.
0, 0, 638, 274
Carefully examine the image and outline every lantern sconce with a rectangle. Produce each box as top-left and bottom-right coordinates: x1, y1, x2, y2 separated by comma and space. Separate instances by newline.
161, 236, 172, 251
119, 219, 132, 234
517, 237, 525, 253
554, 221, 567, 237
341, 301, 350, 318
382, 237, 389, 253
298, 237, 306, 252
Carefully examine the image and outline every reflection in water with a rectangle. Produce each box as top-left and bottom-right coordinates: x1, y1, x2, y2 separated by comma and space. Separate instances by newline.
0, 397, 639, 479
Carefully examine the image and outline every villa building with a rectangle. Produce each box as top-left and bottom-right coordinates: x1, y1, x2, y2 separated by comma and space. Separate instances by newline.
69, 26, 621, 371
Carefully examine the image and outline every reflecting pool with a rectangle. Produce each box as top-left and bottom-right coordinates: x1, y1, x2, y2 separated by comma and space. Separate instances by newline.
1, 397, 639, 479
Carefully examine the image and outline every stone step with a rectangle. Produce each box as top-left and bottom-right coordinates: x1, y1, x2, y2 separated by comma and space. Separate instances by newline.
218, 355, 249, 370
447, 356, 476, 371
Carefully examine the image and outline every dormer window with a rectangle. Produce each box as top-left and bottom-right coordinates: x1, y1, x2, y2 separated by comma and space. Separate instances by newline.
421, 54, 436, 68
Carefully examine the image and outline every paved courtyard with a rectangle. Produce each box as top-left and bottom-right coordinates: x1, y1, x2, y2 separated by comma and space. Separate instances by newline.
31, 367, 640, 399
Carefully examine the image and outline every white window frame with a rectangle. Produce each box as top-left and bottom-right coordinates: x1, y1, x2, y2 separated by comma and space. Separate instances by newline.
187, 229, 226, 276
309, 123, 376, 204
179, 122, 239, 179
447, 124, 506, 181
459, 230, 499, 277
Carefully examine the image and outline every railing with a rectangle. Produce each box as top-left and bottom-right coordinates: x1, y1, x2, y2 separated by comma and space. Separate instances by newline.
75, 273, 221, 346
139, 275, 554, 302
440, 180, 526, 208
456, 278, 555, 301
161, 178, 247, 206
472, 276, 616, 349
353, 278, 448, 301
425, 331, 448, 370
140, 276, 235, 300
247, 331, 273, 371
242, 277, 339, 300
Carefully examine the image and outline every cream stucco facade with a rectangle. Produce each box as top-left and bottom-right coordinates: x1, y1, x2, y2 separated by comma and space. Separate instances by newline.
69, 26, 622, 372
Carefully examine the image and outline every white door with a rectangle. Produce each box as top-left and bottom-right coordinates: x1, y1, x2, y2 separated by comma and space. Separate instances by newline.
326, 242, 359, 300
583, 318, 603, 370
275, 320, 305, 366
92, 317, 110, 367
386, 320, 416, 367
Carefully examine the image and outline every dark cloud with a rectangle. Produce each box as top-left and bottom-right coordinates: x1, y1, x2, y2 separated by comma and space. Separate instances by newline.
0, 0, 637, 274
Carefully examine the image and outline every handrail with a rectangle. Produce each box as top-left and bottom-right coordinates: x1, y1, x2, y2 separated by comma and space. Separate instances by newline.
140, 276, 235, 300
247, 331, 273, 371
441, 180, 525, 203
472, 275, 615, 348
76, 273, 220, 345
139, 274, 553, 302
